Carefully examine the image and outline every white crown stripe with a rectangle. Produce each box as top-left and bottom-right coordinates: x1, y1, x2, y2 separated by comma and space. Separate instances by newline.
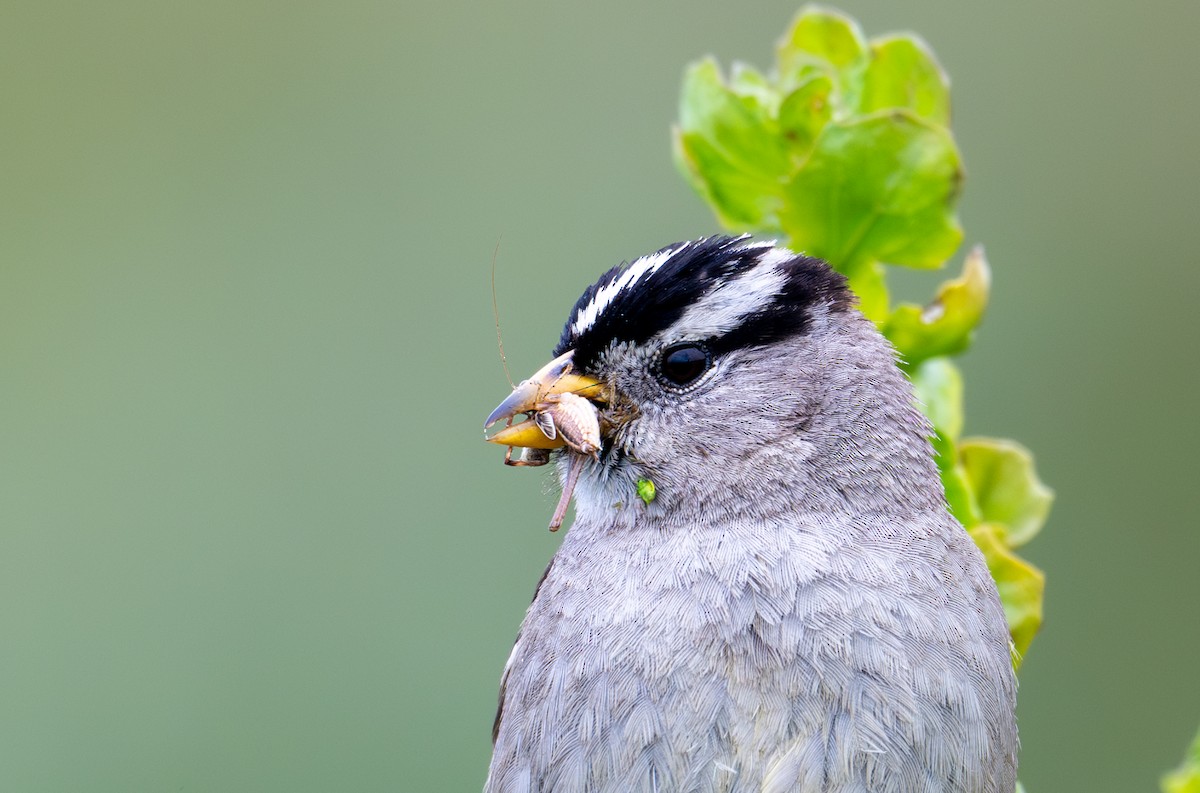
568, 244, 686, 338
567, 238, 785, 342
661, 248, 790, 340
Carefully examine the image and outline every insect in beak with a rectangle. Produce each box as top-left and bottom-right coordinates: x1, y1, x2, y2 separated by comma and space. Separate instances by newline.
484, 350, 608, 530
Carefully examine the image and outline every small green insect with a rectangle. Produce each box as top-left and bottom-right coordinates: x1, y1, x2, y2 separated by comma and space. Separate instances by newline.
636, 478, 656, 505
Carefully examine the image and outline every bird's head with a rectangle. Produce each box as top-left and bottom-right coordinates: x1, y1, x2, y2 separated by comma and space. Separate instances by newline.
485, 236, 942, 530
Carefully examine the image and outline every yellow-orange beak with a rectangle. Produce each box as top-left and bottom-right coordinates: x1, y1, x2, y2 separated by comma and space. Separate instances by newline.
484, 350, 606, 449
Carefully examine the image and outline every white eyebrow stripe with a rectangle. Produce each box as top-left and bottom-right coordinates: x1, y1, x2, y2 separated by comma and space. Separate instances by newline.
569, 245, 685, 338
658, 247, 790, 340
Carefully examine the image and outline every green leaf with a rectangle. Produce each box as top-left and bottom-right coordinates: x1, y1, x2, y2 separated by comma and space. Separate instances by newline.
674, 131, 781, 229
941, 460, 980, 528
728, 61, 773, 104
779, 112, 963, 273
776, 6, 867, 78
677, 11, 967, 275
778, 76, 834, 156
1163, 726, 1200, 793
910, 357, 964, 441
677, 58, 790, 177
859, 35, 951, 124
845, 260, 889, 323
961, 438, 1054, 547
673, 58, 789, 229
968, 522, 1045, 663
885, 245, 991, 367
908, 358, 977, 525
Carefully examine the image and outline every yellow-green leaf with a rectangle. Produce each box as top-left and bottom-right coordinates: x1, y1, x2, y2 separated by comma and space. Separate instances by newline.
961, 438, 1054, 547
1163, 726, 1200, 793
776, 6, 867, 78
885, 245, 991, 367
968, 522, 1045, 662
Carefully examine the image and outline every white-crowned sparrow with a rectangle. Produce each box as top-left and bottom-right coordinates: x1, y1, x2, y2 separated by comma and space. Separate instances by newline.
483, 236, 1017, 793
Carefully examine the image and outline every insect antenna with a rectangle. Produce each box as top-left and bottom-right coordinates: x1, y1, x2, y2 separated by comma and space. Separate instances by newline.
491, 235, 514, 389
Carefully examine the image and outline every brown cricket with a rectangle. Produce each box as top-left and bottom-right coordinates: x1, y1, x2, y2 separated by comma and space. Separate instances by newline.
484, 350, 607, 530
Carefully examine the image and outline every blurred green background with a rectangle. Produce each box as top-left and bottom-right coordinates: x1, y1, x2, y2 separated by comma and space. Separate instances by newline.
2, 0, 1197, 790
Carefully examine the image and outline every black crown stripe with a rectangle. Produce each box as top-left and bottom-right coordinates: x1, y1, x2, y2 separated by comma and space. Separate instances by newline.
556, 237, 852, 371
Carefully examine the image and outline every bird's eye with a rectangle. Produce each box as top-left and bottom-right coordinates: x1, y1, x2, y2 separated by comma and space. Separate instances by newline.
658, 343, 711, 387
